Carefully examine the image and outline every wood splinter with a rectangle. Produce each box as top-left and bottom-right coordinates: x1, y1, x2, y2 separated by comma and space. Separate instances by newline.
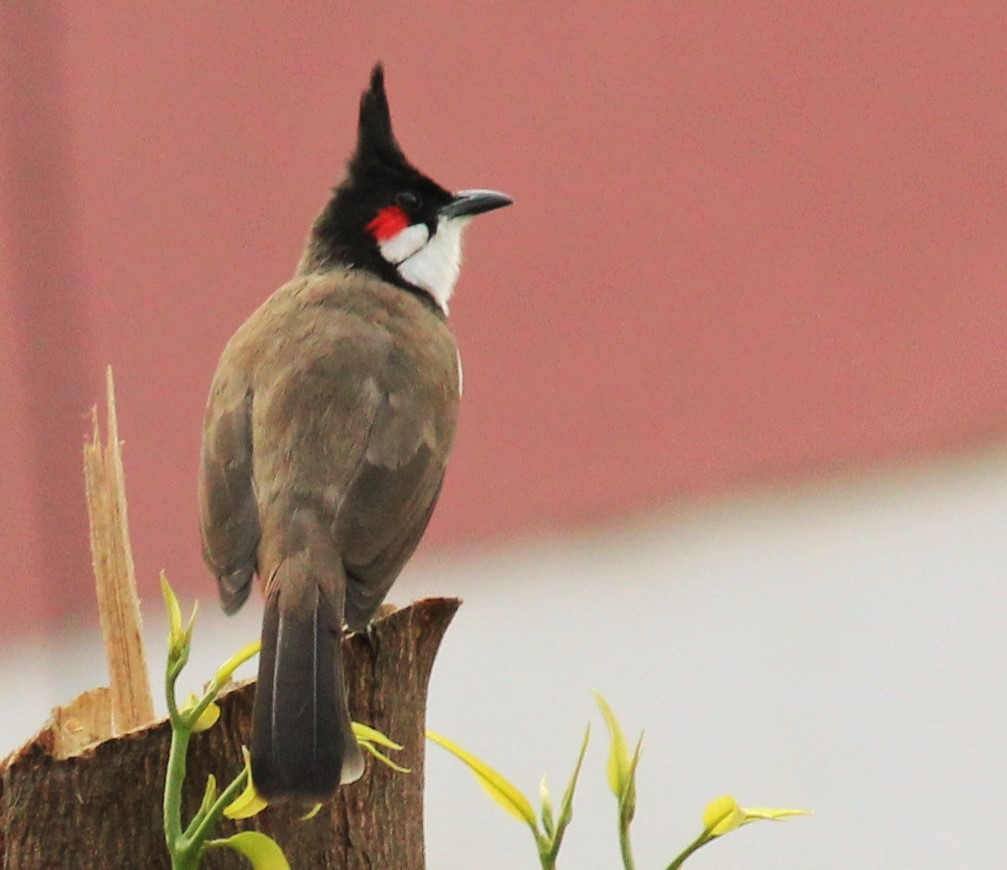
81, 366, 155, 740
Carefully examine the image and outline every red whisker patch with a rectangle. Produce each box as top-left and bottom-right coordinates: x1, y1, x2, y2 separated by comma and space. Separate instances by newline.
365, 205, 410, 240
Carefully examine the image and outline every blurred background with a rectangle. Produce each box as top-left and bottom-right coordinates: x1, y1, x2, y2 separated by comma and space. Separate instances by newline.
2, 2, 1006, 867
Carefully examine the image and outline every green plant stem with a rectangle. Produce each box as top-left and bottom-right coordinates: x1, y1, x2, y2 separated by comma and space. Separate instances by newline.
184, 765, 249, 845
164, 656, 195, 869
665, 831, 711, 870
165, 727, 198, 868
619, 817, 636, 870
165, 655, 184, 721
540, 840, 558, 870
537, 835, 557, 870
164, 646, 252, 869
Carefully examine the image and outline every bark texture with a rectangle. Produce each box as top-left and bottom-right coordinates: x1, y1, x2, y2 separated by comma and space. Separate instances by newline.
0, 597, 458, 869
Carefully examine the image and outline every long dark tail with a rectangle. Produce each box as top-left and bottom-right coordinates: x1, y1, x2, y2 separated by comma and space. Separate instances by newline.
251, 577, 364, 800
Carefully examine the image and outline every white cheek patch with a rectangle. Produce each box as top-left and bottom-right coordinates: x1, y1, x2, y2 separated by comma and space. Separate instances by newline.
377, 222, 430, 265
396, 216, 468, 313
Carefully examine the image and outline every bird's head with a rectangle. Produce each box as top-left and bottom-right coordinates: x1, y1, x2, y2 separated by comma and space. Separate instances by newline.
301, 65, 512, 312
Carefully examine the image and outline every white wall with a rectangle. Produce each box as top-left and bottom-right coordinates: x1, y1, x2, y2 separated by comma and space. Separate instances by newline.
3, 446, 1006, 869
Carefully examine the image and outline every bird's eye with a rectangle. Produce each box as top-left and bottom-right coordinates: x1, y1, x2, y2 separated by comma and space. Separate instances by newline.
396, 191, 420, 210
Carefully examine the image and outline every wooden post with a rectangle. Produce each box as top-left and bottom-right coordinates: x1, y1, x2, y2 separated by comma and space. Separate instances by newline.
0, 598, 459, 868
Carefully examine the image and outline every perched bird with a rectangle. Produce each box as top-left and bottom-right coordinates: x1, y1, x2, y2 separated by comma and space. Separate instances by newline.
198, 64, 511, 800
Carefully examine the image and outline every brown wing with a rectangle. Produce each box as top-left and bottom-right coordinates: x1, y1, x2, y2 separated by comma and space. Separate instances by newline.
198, 367, 260, 613
250, 362, 453, 630
339, 384, 455, 629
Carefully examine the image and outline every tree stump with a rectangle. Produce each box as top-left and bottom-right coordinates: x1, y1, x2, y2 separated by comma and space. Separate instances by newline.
0, 596, 459, 869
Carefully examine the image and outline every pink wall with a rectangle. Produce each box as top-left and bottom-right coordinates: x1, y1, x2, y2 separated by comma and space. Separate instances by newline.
2, 2, 1006, 634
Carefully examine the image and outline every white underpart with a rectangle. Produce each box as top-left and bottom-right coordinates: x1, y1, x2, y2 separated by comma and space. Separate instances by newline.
379, 216, 470, 314
377, 222, 429, 265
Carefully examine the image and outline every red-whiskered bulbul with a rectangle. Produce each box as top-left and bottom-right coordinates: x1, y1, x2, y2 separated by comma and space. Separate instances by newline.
198, 64, 511, 800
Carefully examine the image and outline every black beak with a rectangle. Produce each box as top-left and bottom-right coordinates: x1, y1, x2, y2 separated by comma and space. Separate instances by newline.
440, 189, 513, 219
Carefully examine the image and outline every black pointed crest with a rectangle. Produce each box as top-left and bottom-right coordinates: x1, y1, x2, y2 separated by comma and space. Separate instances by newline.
352, 64, 408, 172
